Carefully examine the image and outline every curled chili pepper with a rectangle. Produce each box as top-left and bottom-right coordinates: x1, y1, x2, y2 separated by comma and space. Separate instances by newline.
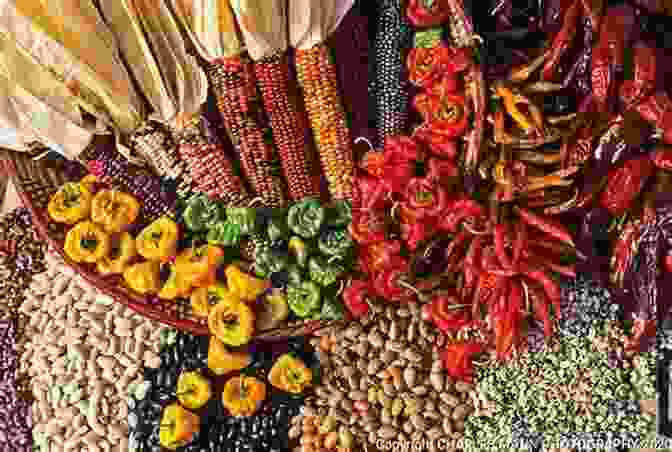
413, 92, 469, 156
349, 210, 387, 245
430, 295, 473, 333
437, 197, 485, 232
367, 240, 403, 274
599, 156, 655, 216
373, 264, 414, 302
653, 145, 672, 171
426, 157, 459, 183
353, 175, 390, 210
401, 218, 436, 252
406, 0, 452, 28
343, 280, 370, 318
407, 45, 469, 89
359, 151, 386, 178
384, 136, 425, 163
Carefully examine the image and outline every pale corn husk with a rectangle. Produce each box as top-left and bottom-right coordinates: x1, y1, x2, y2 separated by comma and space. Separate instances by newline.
170, 0, 244, 60
0, 0, 145, 138
0, 73, 94, 157
228, 0, 287, 60
97, 0, 208, 128
288, 0, 356, 50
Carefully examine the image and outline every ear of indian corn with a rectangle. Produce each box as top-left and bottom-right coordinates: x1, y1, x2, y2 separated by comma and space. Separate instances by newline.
372, 0, 413, 147
295, 43, 355, 201
207, 55, 288, 208
131, 121, 193, 196
254, 52, 321, 201
175, 115, 253, 207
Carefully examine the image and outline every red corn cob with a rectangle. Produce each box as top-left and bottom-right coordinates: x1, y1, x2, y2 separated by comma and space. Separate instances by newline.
295, 43, 355, 201
207, 55, 287, 207
254, 52, 320, 201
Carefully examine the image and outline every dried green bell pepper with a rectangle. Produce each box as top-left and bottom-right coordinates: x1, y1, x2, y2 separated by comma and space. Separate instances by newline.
286, 264, 304, 287
288, 236, 310, 268
267, 217, 289, 242
207, 222, 242, 247
287, 281, 322, 318
183, 194, 225, 231
320, 297, 345, 320
318, 229, 353, 257
225, 208, 257, 235
287, 198, 325, 239
326, 200, 352, 228
308, 256, 346, 287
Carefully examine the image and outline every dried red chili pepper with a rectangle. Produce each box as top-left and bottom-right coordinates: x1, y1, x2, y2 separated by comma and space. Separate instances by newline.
430, 294, 473, 332
408, 46, 454, 89
438, 197, 485, 232
599, 156, 654, 216
666, 252, 672, 273
653, 146, 672, 171
441, 340, 484, 382
527, 282, 553, 338
401, 218, 436, 252
401, 178, 449, 221
426, 157, 459, 183
359, 151, 386, 178
381, 161, 416, 195
542, 0, 582, 81
385, 136, 425, 163
349, 210, 387, 245
406, 0, 452, 28
354, 175, 390, 210
619, 43, 657, 110
372, 260, 414, 302
514, 206, 575, 247
413, 92, 469, 157
367, 240, 403, 274
343, 280, 370, 318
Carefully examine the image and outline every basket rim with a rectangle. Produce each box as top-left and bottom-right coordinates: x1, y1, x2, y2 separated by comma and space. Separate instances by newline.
0, 156, 333, 339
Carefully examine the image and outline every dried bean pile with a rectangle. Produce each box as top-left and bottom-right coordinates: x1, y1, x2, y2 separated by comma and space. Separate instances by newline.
291, 301, 476, 452
0, 319, 32, 451
19, 252, 168, 452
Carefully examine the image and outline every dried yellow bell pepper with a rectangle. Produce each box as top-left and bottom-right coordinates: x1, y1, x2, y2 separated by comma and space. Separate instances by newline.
225, 265, 269, 303
268, 354, 313, 394
96, 232, 137, 275
176, 245, 226, 289
79, 175, 98, 193
48, 183, 93, 225
159, 403, 200, 450
91, 190, 140, 233
208, 295, 255, 347
64, 221, 111, 264
190, 284, 231, 317
123, 260, 162, 295
158, 263, 193, 301
136, 217, 179, 261
221, 376, 266, 417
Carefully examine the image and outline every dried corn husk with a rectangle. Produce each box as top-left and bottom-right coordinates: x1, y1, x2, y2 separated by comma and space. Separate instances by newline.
229, 0, 287, 60
0, 0, 145, 139
288, 0, 355, 50
170, 0, 244, 60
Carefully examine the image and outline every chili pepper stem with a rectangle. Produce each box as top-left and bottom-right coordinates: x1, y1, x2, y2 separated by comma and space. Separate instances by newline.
354, 136, 375, 152
396, 279, 426, 302
248, 197, 265, 208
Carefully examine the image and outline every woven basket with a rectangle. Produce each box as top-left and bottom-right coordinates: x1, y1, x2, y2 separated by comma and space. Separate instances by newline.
0, 139, 340, 338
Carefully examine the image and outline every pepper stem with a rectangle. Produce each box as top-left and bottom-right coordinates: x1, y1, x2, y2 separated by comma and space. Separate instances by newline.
336, 280, 345, 297
354, 136, 374, 152
396, 280, 427, 303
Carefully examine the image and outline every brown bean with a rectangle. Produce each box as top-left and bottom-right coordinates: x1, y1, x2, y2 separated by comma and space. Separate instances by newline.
380, 350, 396, 364
409, 414, 427, 431
403, 367, 416, 387
368, 331, 384, 348
377, 426, 398, 439
451, 404, 470, 421
440, 393, 460, 407
323, 432, 338, 449
348, 390, 366, 401
411, 386, 428, 396
430, 373, 444, 392
455, 381, 473, 393
367, 359, 383, 375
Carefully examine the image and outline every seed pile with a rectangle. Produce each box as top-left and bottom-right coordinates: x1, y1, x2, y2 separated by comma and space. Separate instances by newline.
19, 251, 168, 452
129, 334, 312, 452
467, 323, 655, 452
0, 319, 32, 450
292, 301, 476, 451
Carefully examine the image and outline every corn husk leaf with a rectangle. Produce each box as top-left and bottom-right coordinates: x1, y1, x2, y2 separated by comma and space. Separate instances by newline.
170, 0, 243, 60
98, 0, 208, 127
229, 0, 287, 60
0, 0, 145, 136
288, 0, 355, 50
0, 72, 95, 157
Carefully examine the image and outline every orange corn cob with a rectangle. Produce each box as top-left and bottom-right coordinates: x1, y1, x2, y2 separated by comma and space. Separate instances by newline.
175, 115, 253, 207
295, 43, 355, 201
254, 52, 321, 201
207, 55, 287, 207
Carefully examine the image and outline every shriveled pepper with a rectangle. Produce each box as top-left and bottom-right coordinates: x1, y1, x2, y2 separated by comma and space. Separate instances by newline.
208, 295, 256, 347
158, 263, 193, 300
430, 295, 472, 333
176, 245, 226, 289
308, 256, 346, 287
401, 220, 435, 252
190, 284, 231, 317
343, 280, 370, 318
64, 221, 111, 264
373, 266, 414, 302
414, 92, 469, 139
207, 222, 242, 247
136, 217, 179, 261
159, 403, 200, 450
183, 193, 225, 232
222, 376, 266, 417
401, 178, 449, 221
268, 354, 313, 394
288, 237, 310, 268
600, 156, 655, 215
287, 281, 322, 318
123, 260, 162, 295
286, 264, 304, 287
407, 44, 468, 88
225, 265, 269, 303
90, 190, 140, 233
426, 158, 459, 183
349, 211, 387, 245
253, 247, 289, 279
267, 217, 289, 242
225, 208, 257, 235
360, 150, 386, 178
385, 136, 425, 163
78, 174, 99, 193
437, 197, 485, 232
440, 341, 484, 383
318, 229, 353, 258
367, 240, 403, 274
48, 183, 93, 225
96, 232, 137, 275
287, 198, 325, 239
406, 0, 451, 27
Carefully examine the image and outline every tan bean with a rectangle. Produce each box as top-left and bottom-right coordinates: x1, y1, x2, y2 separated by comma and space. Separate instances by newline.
324, 432, 338, 449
